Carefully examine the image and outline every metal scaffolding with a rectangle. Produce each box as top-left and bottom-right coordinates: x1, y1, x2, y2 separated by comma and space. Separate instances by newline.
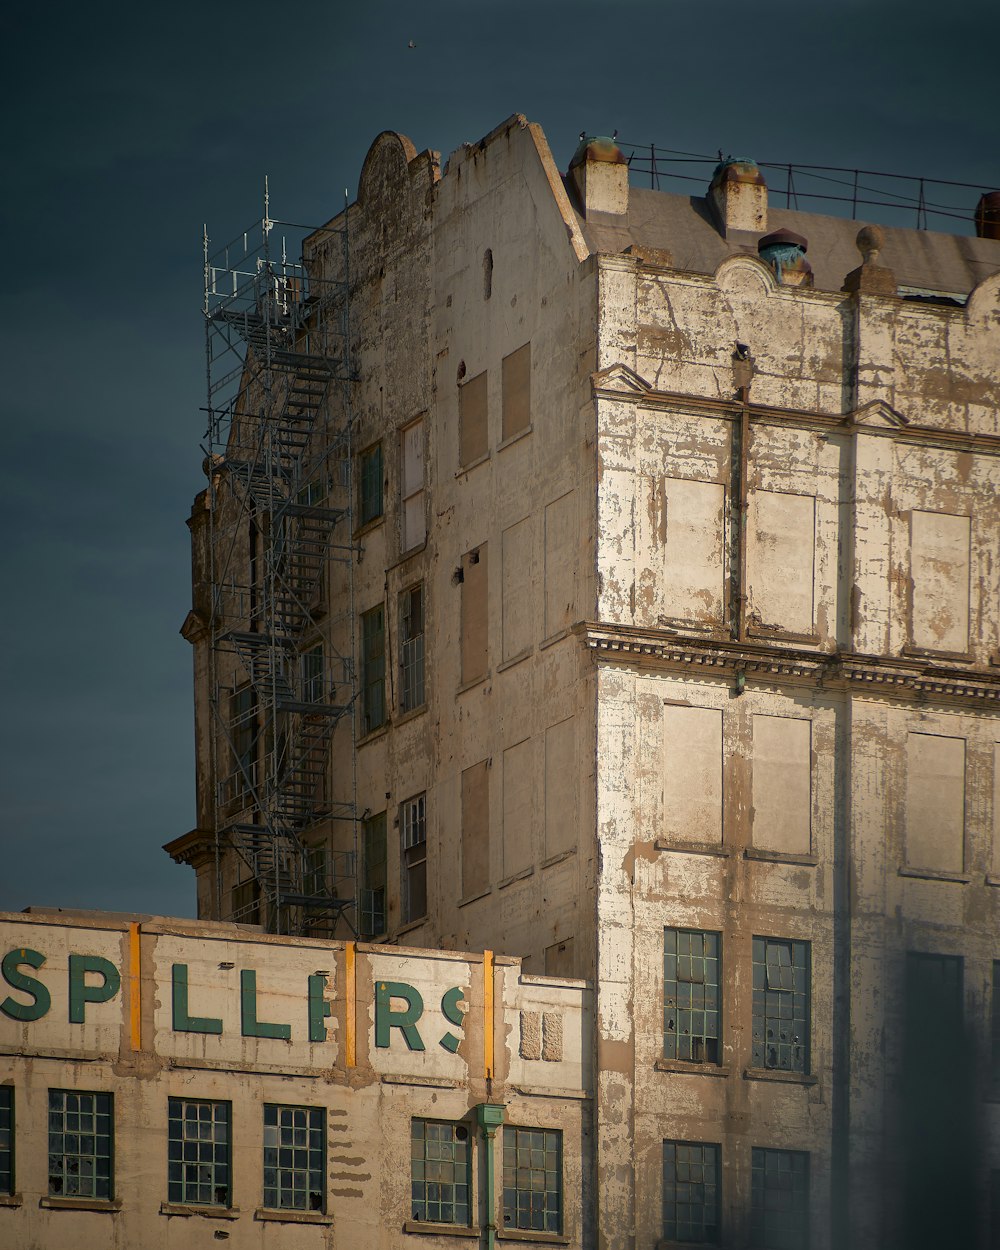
202, 187, 358, 936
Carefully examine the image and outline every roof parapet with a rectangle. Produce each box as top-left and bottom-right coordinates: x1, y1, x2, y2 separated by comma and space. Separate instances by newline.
842, 225, 897, 296
569, 135, 629, 219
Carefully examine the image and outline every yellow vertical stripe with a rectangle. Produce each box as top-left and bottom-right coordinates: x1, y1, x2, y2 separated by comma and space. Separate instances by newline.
128, 922, 142, 1051
483, 949, 494, 1079
345, 941, 356, 1068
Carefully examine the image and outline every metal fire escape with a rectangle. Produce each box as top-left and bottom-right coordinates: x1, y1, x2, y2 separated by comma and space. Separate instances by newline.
202, 189, 358, 936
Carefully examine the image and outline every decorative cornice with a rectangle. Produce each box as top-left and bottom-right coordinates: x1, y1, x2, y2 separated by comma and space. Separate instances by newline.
581, 624, 1000, 707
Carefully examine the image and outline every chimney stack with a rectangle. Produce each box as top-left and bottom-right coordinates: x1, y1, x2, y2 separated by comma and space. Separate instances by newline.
708, 157, 768, 237
569, 135, 629, 218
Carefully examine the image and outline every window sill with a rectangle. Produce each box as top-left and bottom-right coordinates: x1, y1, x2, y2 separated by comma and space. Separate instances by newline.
985, 874, 1000, 888
357, 723, 391, 747
455, 452, 491, 478
404, 1220, 481, 1238
498, 425, 533, 452
498, 648, 534, 673
353, 515, 385, 541
395, 538, 429, 567
396, 916, 428, 938
658, 1240, 721, 1250
41, 1196, 122, 1212
539, 627, 573, 652
395, 703, 428, 728
499, 866, 534, 890
499, 1230, 570, 1245
747, 626, 821, 646
898, 866, 971, 884
0, 1194, 22, 1208
655, 1058, 729, 1077
655, 839, 728, 858
159, 1202, 240, 1219
541, 848, 576, 869
743, 1068, 817, 1086
457, 673, 491, 696
902, 644, 973, 663
458, 887, 493, 908
745, 847, 818, 867
255, 1208, 332, 1225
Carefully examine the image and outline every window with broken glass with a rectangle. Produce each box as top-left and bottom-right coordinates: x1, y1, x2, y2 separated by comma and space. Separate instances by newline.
399, 583, 425, 713
48, 1090, 113, 1200
662, 1140, 720, 1244
750, 1147, 809, 1250
361, 604, 386, 733
664, 928, 721, 1064
167, 1098, 230, 1207
410, 1120, 471, 1225
358, 442, 383, 526
751, 938, 810, 1072
401, 792, 427, 924
263, 1104, 324, 1212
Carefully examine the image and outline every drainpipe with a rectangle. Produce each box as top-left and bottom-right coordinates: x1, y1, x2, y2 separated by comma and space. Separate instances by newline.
476, 1103, 505, 1249
730, 348, 754, 646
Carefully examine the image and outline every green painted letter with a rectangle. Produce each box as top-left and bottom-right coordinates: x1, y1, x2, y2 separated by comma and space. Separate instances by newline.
240, 969, 291, 1040
439, 985, 465, 1053
308, 974, 333, 1043
68, 954, 121, 1024
0, 948, 51, 1022
375, 980, 425, 1051
171, 963, 223, 1034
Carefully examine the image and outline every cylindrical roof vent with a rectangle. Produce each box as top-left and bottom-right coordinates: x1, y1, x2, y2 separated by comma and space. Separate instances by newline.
758, 228, 813, 287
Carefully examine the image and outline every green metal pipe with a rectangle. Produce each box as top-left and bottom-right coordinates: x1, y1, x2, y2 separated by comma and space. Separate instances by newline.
476, 1103, 505, 1250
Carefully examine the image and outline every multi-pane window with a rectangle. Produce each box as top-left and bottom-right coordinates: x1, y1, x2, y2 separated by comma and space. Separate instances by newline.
992, 962, 1000, 1089
361, 811, 387, 937
229, 684, 258, 798
663, 1141, 720, 1244
359, 442, 383, 526
263, 1104, 324, 1212
664, 929, 721, 1064
167, 1098, 231, 1207
231, 877, 261, 925
410, 1120, 471, 1225
503, 1126, 561, 1234
401, 418, 426, 551
48, 1090, 113, 1200
399, 584, 425, 713
751, 1148, 809, 1250
301, 643, 324, 705
361, 605, 386, 733
401, 793, 427, 924
0, 1087, 12, 1196
751, 938, 810, 1072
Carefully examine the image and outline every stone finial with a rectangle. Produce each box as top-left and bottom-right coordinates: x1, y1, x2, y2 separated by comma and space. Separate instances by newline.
856, 224, 885, 265
843, 223, 896, 296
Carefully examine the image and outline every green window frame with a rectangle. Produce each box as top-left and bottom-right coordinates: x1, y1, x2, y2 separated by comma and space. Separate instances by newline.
0, 1086, 12, 1196
503, 1125, 562, 1234
751, 937, 809, 1073
664, 928, 721, 1064
167, 1098, 231, 1207
359, 442, 383, 526
410, 1119, 471, 1225
399, 583, 425, 714
750, 1148, 809, 1250
361, 811, 387, 937
361, 605, 386, 734
401, 792, 427, 925
263, 1104, 325, 1212
663, 1140, 720, 1244
48, 1090, 113, 1200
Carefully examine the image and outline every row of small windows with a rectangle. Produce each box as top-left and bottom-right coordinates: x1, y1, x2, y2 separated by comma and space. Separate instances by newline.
665, 931, 810, 1074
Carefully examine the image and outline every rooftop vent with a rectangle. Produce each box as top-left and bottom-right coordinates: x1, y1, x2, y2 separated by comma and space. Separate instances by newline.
975, 192, 1000, 241
569, 134, 628, 218
758, 228, 813, 287
708, 157, 767, 237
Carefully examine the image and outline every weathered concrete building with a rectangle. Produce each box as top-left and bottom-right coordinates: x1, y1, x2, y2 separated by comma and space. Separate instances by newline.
165, 116, 1000, 1246
0, 909, 592, 1246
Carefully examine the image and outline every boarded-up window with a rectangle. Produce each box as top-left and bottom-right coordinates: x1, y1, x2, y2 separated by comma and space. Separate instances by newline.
910, 511, 970, 653
545, 717, 576, 859
502, 343, 531, 441
461, 760, 490, 898
503, 738, 534, 877
663, 705, 723, 845
459, 371, 488, 466
663, 478, 726, 624
906, 732, 965, 873
461, 545, 488, 684
747, 491, 815, 634
752, 715, 811, 854
545, 938, 575, 978
502, 517, 533, 661
401, 417, 425, 551
544, 491, 576, 637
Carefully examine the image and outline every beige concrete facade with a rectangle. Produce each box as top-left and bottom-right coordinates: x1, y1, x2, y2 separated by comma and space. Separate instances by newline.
0, 909, 593, 1247
170, 116, 1000, 1247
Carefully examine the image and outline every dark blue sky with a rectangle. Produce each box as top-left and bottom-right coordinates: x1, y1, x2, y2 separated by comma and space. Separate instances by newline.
2, 0, 996, 917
